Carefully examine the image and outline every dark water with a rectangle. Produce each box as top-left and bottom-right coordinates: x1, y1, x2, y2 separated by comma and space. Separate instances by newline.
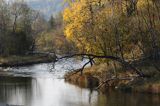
0, 60, 160, 106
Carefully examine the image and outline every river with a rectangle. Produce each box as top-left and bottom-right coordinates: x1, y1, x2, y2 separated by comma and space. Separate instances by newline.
0, 59, 160, 106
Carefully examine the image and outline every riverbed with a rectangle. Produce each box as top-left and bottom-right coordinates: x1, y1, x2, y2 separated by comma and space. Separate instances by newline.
0, 59, 160, 106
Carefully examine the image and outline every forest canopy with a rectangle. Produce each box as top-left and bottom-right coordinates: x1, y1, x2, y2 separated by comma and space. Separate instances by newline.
63, 0, 160, 61
0, 0, 160, 61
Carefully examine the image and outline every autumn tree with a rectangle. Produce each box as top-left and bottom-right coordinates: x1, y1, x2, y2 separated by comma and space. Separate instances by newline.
63, 0, 160, 61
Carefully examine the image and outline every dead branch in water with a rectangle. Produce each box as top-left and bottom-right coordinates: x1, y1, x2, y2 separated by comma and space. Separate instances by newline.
95, 77, 134, 90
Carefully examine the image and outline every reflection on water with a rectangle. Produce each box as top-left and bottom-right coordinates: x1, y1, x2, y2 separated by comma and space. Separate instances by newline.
0, 62, 160, 106
0, 77, 98, 106
0, 77, 31, 106
31, 79, 98, 106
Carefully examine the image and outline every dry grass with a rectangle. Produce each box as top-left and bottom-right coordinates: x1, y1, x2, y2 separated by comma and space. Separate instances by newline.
65, 61, 160, 93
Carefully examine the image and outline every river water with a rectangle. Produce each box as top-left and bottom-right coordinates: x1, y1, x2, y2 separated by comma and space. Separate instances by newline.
0, 59, 160, 106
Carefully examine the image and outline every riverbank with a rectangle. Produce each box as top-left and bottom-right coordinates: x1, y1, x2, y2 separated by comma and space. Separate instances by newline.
65, 62, 160, 94
0, 55, 54, 67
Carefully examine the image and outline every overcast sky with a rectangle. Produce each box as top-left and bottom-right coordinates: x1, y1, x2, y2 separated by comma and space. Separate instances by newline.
6, 0, 55, 2
5, 0, 64, 19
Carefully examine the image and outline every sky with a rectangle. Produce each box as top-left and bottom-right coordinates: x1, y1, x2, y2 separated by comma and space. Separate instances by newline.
5, 0, 64, 19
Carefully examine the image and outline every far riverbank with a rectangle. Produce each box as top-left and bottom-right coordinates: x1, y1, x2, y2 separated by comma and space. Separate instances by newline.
0, 55, 55, 67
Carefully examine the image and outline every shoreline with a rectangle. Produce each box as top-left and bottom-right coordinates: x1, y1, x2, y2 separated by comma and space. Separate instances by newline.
0, 55, 54, 67
64, 63, 160, 94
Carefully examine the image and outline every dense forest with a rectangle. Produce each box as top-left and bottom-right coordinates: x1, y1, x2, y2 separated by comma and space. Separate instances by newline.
0, 0, 75, 56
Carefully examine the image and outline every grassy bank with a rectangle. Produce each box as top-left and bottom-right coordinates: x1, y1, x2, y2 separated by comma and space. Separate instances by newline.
0, 55, 54, 67
65, 62, 160, 94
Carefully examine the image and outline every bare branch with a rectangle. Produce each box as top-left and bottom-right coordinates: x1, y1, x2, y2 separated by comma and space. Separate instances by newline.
95, 77, 134, 90
56, 53, 145, 77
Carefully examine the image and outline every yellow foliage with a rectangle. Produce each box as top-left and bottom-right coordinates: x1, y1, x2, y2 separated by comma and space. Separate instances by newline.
63, 0, 160, 59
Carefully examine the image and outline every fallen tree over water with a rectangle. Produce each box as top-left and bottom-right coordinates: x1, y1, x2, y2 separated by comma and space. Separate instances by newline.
55, 53, 146, 77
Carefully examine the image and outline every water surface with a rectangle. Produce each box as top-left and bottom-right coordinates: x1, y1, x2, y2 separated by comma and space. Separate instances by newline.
0, 59, 160, 106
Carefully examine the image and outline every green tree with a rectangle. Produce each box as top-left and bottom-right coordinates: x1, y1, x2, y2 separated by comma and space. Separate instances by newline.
49, 16, 56, 29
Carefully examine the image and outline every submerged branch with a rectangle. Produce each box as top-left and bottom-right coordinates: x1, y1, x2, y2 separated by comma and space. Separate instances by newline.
95, 77, 134, 90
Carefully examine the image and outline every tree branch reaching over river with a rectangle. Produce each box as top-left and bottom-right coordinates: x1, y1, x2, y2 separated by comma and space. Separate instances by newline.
55, 53, 145, 77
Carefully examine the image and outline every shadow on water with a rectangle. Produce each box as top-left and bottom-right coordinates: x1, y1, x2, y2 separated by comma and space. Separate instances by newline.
96, 89, 160, 106
0, 76, 31, 106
